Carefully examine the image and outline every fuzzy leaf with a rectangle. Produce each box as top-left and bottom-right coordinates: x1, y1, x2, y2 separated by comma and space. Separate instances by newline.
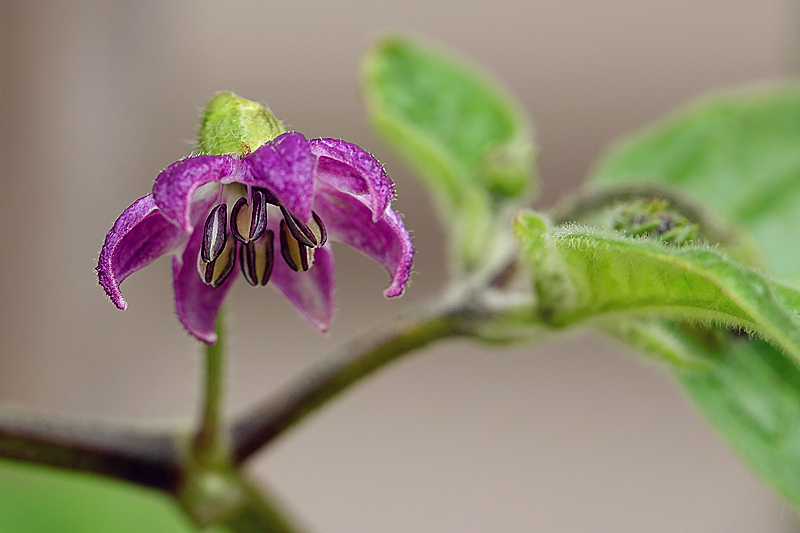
678, 337, 800, 511
361, 35, 535, 269
513, 211, 800, 363
590, 84, 800, 281
621, 324, 800, 513
581, 83, 800, 512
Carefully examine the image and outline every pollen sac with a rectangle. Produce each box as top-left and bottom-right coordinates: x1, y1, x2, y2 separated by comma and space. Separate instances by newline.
240, 230, 274, 286
310, 212, 327, 247
201, 203, 228, 262
279, 219, 314, 272
280, 206, 318, 248
231, 190, 268, 244
198, 234, 237, 288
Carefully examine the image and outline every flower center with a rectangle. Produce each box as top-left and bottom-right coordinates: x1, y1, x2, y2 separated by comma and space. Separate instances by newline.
197, 185, 327, 286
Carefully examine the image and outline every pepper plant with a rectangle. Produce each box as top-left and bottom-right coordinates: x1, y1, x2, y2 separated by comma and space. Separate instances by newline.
3, 33, 800, 531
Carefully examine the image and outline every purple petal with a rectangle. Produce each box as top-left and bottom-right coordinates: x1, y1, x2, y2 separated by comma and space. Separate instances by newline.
97, 195, 188, 310
314, 184, 413, 298
152, 154, 238, 232
271, 233, 335, 332
172, 223, 237, 344
243, 132, 315, 223
309, 138, 394, 222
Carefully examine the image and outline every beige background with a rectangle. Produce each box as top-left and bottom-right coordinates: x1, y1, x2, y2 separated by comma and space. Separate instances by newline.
3, 1, 800, 531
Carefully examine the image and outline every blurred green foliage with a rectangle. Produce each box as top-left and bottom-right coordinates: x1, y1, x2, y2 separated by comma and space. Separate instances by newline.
592, 84, 800, 282
585, 83, 800, 512
362, 35, 535, 271
0, 460, 199, 533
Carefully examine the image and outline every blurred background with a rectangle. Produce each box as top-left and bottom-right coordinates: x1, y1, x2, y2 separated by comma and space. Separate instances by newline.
2, 1, 800, 531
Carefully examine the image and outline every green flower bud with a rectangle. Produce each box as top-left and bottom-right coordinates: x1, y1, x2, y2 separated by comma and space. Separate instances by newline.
197, 92, 287, 156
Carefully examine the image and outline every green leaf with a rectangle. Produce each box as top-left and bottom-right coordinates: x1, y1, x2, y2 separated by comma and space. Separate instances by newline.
600, 318, 713, 369
590, 83, 800, 281
361, 35, 535, 269
514, 210, 800, 508
624, 324, 800, 512
512, 211, 800, 362
0, 460, 203, 533
579, 83, 800, 512
678, 337, 800, 510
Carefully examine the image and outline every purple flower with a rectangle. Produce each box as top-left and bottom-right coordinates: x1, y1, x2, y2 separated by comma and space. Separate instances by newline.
97, 132, 414, 343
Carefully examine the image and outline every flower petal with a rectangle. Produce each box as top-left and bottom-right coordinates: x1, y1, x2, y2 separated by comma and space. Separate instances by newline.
309, 138, 394, 222
243, 132, 315, 223
271, 235, 335, 332
314, 184, 413, 298
97, 195, 188, 310
152, 154, 238, 232
173, 223, 237, 344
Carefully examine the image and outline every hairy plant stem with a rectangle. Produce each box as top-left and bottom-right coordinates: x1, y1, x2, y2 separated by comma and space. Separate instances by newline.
180, 310, 308, 532
194, 309, 227, 464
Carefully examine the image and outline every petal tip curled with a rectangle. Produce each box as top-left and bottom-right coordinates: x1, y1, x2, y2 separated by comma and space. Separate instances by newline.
383, 239, 415, 299
182, 321, 218, 345
313, 186, 414, 302
97, 265, 128, 310
97, 194, 187, 312
313, 319, 331, 334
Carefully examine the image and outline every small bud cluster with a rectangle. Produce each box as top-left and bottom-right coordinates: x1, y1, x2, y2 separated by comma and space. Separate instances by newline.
611, 198, 699, 246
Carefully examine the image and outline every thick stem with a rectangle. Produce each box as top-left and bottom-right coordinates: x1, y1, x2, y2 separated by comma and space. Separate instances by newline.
0, 411, 181, 490
230, 297, 476, 464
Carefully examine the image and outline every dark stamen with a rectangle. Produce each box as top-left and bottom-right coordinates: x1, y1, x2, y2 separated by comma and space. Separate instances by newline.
201, 203, 228, 263
279, 219, 313, 272
240, 230, 274, 286
231, 190, 268, 243
280, 206, 317, 248
198, 235, 237, 287
310, 211, 327, 247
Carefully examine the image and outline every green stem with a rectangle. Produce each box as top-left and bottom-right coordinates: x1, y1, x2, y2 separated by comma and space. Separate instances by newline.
194, 309, 227, 462
230, 295, 481, 463
181, 310, 306, 531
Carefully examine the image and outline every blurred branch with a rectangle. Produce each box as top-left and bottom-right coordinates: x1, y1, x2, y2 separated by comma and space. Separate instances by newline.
0, 410, 182, 491
230, 287, 508, 464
